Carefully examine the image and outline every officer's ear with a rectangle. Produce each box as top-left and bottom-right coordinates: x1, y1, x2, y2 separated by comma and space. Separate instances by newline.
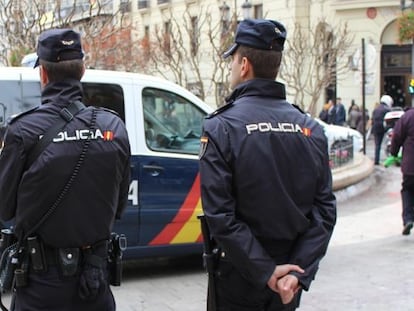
39, 65, 49, 88
240, 56, 254, 80
80, 63, 86, 79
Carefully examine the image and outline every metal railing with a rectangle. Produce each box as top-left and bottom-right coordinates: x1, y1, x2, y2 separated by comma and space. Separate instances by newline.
329, 138, 354, 169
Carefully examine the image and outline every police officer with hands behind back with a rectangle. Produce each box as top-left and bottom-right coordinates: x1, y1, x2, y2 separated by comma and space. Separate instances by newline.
199, 19, 337, 310
0, 28, 131, 310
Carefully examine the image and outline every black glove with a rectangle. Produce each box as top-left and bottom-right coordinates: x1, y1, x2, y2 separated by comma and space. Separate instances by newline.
78, 254, 106, 301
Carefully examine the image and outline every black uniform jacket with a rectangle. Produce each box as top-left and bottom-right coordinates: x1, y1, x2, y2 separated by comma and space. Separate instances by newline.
199, 79, 336, 291
0, 79, 131, 248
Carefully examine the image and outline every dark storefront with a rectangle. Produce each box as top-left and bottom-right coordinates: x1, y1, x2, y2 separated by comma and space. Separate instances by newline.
381, 45, 412, 108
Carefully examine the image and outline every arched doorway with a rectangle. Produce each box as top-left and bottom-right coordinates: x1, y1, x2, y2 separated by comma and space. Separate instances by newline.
381, 20, 411, 108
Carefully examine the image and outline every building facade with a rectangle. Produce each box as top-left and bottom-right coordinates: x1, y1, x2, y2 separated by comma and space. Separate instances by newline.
121, 0, 409, 115
1, 0, 410, 115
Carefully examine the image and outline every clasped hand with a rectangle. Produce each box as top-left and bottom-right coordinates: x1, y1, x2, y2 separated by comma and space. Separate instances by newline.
267, 264, 304, 304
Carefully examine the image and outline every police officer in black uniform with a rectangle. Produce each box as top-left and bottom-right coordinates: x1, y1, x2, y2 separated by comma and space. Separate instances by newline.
199, 19, 337, 310
0, 29, 130, 310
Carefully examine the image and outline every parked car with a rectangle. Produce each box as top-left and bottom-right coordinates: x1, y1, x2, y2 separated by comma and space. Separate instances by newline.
315, 118, 363, 154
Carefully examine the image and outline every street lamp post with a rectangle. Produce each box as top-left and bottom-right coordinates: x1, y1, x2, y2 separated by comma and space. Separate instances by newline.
401, 0, 414, 107
219, 2, 231, 34
241, 0, 253, 20
219, 1, 253, 24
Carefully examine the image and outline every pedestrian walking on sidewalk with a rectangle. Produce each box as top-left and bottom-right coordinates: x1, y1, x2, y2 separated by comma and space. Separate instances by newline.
199, 18, 337, 311
390, 107, 414, 235
334, 97, 346, 126
372, 95, 392, 165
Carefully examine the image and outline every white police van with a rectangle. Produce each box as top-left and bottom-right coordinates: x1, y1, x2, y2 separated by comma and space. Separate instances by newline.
0, 66, 214, 259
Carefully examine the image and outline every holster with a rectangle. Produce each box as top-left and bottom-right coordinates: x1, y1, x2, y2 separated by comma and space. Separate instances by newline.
0, 229, 17, 255
203, 250, 220, 275
0, 229, 20, 293
0, 245, 19, 292
108, 233, 126, 286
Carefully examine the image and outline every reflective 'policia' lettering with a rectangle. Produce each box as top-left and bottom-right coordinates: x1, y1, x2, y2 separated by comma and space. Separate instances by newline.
246, 122, 303, 135
42, 129, 114, 143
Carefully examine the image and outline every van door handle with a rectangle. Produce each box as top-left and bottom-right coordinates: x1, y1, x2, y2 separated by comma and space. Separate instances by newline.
143, 165, 164, 177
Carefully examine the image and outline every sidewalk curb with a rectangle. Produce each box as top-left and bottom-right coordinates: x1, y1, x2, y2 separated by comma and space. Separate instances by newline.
332, 153, 377, 203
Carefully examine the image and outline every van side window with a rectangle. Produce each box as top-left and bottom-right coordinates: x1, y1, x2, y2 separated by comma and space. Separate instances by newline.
0, 80, 40, 142
142, 88, 206, 155
0, 80, 41, 124
82, 83, 125, 121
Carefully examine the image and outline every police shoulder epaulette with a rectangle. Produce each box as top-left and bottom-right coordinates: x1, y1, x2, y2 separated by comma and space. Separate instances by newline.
8, 106, 39, 124
98, 106, 120, 117
206, 102, 233, 119
292, 103, 305, 114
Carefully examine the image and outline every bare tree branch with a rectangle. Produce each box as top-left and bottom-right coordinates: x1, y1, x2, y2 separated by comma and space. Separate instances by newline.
147, 4, 234, 103
280, 19, 354, 116
0, 0, 141, 71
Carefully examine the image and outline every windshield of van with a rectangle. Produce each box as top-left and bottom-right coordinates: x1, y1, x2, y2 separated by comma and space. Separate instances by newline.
143, 88, 206, 155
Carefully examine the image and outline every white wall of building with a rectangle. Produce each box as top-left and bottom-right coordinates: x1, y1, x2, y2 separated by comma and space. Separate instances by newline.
1, 0, 407, 116
126, 0, 405, 115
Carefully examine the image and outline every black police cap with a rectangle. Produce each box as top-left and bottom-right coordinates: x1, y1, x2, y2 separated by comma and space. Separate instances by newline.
223, 19, 287, 58
34, 28, 84, 68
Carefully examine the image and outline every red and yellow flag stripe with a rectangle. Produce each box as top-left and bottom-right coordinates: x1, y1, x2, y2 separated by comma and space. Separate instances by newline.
149, 173, 203, 245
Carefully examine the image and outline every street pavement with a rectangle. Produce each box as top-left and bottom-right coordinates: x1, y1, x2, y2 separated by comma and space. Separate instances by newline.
299, 137, 414, 310
111, 137, 411, 311
1, 137, 410, 310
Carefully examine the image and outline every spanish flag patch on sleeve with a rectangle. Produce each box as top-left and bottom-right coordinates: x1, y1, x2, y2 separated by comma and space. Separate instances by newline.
303, 128, 311, 137
199, 136, 208, 159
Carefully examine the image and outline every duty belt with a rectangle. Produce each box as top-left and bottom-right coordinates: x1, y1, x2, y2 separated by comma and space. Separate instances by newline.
27, 237, 108, 275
